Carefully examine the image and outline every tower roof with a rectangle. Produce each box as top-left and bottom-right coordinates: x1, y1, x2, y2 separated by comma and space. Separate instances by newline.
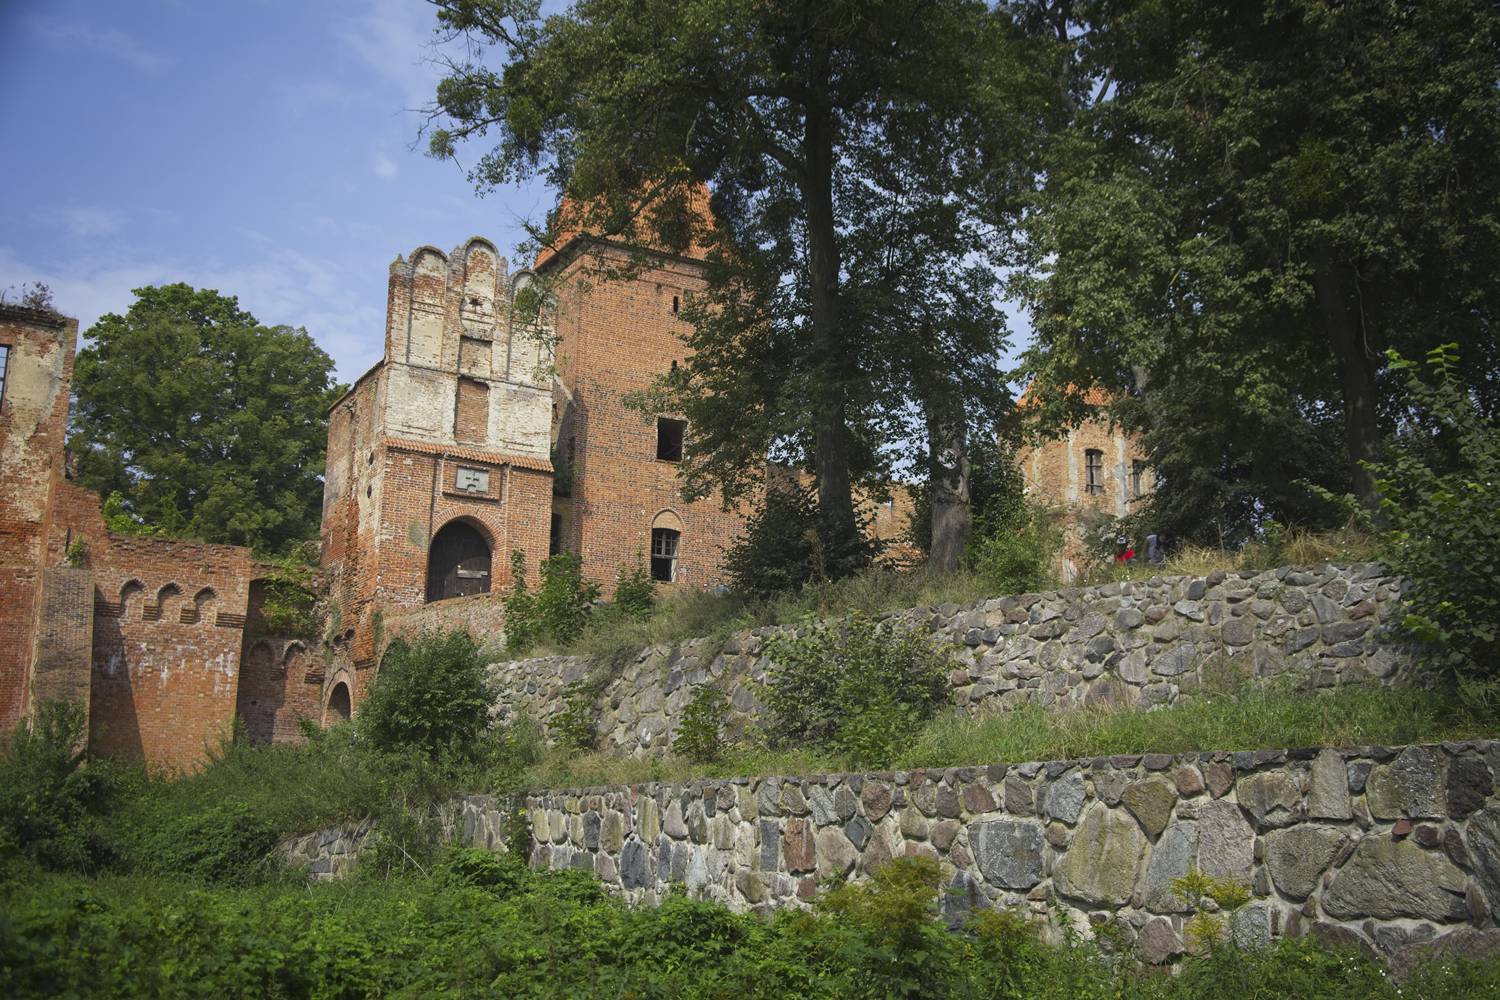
535, 180, 717, 269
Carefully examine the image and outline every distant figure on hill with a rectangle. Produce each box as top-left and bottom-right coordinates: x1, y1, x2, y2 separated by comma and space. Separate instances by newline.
1145, 532, 1166, 565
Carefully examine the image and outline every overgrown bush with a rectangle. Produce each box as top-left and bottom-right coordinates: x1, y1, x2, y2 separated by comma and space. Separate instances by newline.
726, 483, 877, 599
613, 556, 656, 619
964, 502, 1062, 596
0, 702, 118, 874
7, 851, 1498, 999
502, 551, 602, 654
673, 686, 728, 763
1368, 345, 1500, 694
122, 799, 280, 886
254, 544, 323, 637
358, 630, 495, 757
762, 611, 953, 763
550, 679, 602, 752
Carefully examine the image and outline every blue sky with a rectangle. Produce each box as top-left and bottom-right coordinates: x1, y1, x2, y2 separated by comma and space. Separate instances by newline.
0, 0, 555, 384
1, 0, 1029, 389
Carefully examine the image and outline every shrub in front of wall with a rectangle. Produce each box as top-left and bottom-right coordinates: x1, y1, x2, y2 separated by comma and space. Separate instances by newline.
358, 630, 495, 757
551, 679, 602, 752
965, 502, 1062, 595
673, 686, 728, 763
726, 483, 878, 599
0, 701, 119, 874
536, 552, 601, 646
612, 556, 656, 620
762, 610, 952, 764
503, 551, 602, 654
1368, 345, 1500, 697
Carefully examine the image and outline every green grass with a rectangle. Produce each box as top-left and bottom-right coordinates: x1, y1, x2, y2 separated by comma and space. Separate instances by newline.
521, 566, 1012, 664
3, 853, 1497, 999
513, 683, 1498, 790
525, 526, 1385, 666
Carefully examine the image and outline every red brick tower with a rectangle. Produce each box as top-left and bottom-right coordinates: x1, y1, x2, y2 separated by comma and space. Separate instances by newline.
540, 216, 748, 592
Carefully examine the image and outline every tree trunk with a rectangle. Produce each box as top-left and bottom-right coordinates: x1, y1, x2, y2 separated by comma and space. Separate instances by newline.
926, 403, 972, 574
802, 88, 862, 575
1310, 248, 1381, 509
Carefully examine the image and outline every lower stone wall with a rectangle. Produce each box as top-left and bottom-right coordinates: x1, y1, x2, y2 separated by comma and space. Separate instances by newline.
281, 740, 1500, 965
488, 563, 1414, 756
280, 817, 375, 879
509, 740, 1498, 963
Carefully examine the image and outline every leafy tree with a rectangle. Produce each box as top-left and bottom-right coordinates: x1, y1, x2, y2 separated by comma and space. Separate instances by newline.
424, 0, 1062, 574
724, 482, 876, 600
70, 284, 344, 554
1018, 0, 1500, 541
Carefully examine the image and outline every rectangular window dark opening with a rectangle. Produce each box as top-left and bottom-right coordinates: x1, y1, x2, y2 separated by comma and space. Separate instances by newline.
0, 344, 9, 406
549, 513, 562, 556
1131, 460, 1148, 498
656, 417, 686, 462
1084, 449, 1104, 495
650, 528, 680, 582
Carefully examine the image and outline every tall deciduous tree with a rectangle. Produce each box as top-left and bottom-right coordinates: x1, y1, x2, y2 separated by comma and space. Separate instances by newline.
424, 0, 1061, 574
1018, 0, 1500, 541
70, 284, 344, 554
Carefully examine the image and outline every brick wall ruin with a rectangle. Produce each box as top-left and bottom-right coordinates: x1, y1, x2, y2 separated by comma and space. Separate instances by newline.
0, 305, 78, 732
0, 303, 306, 770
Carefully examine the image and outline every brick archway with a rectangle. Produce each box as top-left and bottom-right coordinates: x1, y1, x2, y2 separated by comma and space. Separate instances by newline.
426, 518, 493, 602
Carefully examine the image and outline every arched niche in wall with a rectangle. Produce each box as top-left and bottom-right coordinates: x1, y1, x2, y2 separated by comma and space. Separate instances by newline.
325, 681, 352, 725
426, 518, 492, 602
154, 583, 182, 623
193, 587, 219, 626
119, 580, 145, 619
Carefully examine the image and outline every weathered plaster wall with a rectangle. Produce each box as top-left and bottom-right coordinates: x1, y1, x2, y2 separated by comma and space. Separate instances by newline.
282, 740, 1500, 966
488, 563, 1413, 757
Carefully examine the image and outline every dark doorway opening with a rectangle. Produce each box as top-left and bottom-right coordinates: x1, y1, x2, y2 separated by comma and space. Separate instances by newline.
327, 682, 351, 723
427, 521, 492, 602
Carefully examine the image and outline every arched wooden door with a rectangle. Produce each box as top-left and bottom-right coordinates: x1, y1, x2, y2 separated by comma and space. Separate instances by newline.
426, 521, 491, 601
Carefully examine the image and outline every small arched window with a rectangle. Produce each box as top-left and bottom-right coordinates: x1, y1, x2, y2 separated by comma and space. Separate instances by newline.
649, 510, 684, 583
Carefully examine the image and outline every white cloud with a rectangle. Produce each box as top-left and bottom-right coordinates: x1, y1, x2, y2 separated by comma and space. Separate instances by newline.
39, 206, 126, 240
336, 0, 445, 107
373, 152, 398, 179
0, 244, 386, 384
25, 15, 171, 75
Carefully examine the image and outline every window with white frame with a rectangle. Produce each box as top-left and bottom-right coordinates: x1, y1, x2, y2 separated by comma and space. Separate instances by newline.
650, 527, 680, 582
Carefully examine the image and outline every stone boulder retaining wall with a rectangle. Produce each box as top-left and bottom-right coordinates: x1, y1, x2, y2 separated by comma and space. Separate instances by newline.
282, 740, 1500, 965
488, 563, 1413, 756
